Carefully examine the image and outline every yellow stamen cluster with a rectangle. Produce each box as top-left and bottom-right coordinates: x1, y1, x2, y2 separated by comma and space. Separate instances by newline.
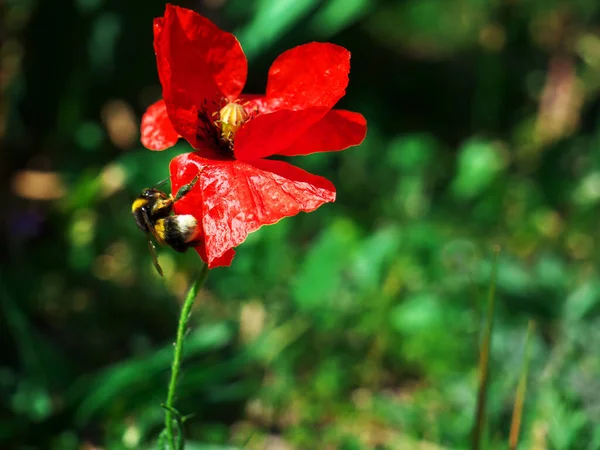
218, 102, 248, 144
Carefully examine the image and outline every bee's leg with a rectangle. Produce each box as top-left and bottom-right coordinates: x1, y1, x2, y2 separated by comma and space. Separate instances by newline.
173, 172, 201, 202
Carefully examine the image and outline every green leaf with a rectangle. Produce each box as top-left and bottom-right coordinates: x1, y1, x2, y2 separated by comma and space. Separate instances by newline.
351, 226, 401, 292
293, 219, 359, 312
390, 292, 444, 335
309, 0, 373, 38
185, 444, 243, 450
71, 323, 235, 423
387, 133, 437, 171
452, 139, 504, 200
564, 279, 600, 323
235, 0, 320, 60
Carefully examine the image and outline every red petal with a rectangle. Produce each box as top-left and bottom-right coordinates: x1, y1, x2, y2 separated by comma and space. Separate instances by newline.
234, 108, 329, 160
234, 43, 352, 160
193, 242, 236, 268
140, 99, 179, 150
155, 5, 247, 148
239, 94, 270, 116
266, 42, 350, 110
278, 110, 367, 156
170, 152, 336, 267
169, 149, 236, 268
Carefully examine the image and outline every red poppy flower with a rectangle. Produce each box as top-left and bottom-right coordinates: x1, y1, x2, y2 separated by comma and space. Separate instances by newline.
140, 4, 366, 268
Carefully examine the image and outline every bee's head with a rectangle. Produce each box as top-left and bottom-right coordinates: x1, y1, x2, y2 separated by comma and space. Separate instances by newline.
132, 188, 171, 233
140, 188, 168, 200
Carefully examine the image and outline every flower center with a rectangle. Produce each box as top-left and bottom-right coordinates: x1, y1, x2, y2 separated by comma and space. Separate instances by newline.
196, 100, 250, 157
218, 102, 248, 144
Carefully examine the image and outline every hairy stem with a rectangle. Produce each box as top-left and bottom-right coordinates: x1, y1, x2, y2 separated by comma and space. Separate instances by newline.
165, 264, 209, 449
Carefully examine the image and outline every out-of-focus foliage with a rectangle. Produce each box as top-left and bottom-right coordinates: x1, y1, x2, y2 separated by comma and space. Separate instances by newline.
2, 0, 600, 449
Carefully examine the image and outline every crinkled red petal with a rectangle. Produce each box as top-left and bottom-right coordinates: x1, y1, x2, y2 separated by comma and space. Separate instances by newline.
155, 5, 247, 149
140, 99, 179, 151
278, 110, 367, 156
234, 107, 329, 160
193, 241, 236, 268
169, 149, 234, 268
266, 42, 350, 110
170, 152, 336, 267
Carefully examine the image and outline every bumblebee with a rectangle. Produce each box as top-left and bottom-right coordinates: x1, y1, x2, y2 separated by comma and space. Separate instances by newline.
132, 175, 201, 276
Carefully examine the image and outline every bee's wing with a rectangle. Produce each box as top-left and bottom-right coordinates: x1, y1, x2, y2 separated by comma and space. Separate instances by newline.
141, 208, 164, 277
147, 238, 164, 277
139, 206, 161, 241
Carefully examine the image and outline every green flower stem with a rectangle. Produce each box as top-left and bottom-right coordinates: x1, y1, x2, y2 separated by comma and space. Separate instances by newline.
165, 264, 209, 450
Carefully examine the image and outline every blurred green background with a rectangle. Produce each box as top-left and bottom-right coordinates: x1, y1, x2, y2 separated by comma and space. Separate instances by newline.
2, 0, 600, 448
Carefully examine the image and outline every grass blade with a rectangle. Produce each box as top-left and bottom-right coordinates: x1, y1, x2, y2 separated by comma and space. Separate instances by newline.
472, 245, 500, 450
508, 320, 535, 450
